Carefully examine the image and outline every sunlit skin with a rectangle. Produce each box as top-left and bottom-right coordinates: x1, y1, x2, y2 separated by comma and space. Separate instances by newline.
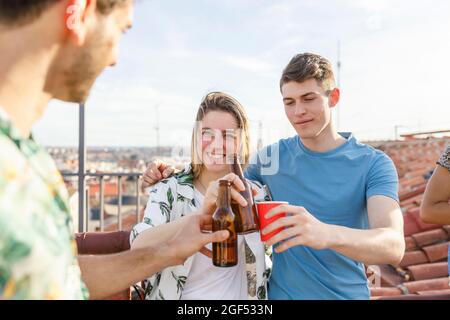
48, 0, 134, 103
281, 78, 345, 153
199, 111, 241, 173
420, 165, 450, 225
194, 110, 249, 206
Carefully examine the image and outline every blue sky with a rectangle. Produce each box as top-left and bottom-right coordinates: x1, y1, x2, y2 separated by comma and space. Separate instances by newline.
34, 0, 450, 150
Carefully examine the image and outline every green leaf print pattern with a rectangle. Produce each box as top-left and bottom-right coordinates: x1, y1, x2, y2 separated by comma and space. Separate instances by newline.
171, 271, 187, 294
143, 217, 154, 227
1, 236, 31, 264
177, 194, 187, 202
176, 171, 193, 187
167, 188, 174, 211
257, 285, 267, 300
159, 202, 171, 223
144, 279, 154, 297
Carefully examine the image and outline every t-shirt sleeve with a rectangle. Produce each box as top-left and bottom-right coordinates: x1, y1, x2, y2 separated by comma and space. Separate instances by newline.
437, 145, 450, 171
366, 152, 399, 203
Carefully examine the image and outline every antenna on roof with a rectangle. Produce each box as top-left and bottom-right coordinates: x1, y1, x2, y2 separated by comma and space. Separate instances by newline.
154, 103, 160, 156
257, 120, 263, 151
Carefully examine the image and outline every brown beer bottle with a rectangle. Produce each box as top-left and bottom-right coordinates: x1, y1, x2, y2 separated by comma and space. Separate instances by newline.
229, 154, 260, 234
212, 180, 238, 267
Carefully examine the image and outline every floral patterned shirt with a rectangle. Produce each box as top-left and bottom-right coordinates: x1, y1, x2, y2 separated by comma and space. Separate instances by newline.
0, 108, 88, 300
130, 165, 271, 300
437, 145, 450, 171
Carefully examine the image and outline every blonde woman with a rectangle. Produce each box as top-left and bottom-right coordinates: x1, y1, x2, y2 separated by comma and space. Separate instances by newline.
131, 92, 269, 300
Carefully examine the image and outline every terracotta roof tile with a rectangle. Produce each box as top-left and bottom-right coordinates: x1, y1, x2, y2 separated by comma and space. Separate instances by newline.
417, 289, 450, 296
422, 241, 450, 263
403, 213, 422, 237
404, 168, 430, 179
407, 262, 449, 281
405, 236, 418, 251
88, 181, 125, 198
407, 207, 442, 233
373, 265, 403, 287
401, 194, 423, 209
399, 184, 427, 202
402, 277, 450, 294
444, 225, 450, 236
411, 229, 449, 247
375, 292, 450, 300
399, 176, 426, 188
399, 250, 429, 268
370, 287, 402, 297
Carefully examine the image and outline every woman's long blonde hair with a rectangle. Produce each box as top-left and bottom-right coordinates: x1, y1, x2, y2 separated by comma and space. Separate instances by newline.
191, 92, 251, 179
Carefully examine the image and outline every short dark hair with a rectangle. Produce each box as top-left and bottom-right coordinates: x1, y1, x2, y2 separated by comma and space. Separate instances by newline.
0, 0, 129, 26
97, 0, 130, 14
280, 53, 336, 92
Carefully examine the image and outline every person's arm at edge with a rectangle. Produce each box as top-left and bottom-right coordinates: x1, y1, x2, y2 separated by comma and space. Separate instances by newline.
78, 243, 174, 300
78, 214, 228, 300
420, 165, 450, 225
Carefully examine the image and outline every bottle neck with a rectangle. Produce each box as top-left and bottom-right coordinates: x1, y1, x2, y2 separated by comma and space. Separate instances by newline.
229, 154, 244, 179
217, 184, 231, 209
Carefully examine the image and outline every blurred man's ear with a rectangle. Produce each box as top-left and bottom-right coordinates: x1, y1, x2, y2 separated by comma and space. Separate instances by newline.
65, 0, 97, 46
329, 87, 340, 108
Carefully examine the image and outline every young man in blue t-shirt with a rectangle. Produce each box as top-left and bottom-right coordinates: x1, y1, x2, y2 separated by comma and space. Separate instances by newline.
244, 53, 404, 299
143, 53, 405, 300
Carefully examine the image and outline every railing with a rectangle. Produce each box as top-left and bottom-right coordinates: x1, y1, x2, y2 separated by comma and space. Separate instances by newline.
63, 172, 142, 232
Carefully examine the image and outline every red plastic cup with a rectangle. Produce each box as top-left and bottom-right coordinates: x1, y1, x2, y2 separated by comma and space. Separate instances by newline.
256, 201, 288, 242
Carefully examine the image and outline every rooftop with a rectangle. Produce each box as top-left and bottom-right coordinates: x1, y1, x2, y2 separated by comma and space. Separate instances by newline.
369, 137, 450, 299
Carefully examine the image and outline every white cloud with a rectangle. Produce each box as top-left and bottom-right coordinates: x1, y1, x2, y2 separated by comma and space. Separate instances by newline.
347, 0, 391, 12
222, 55, 274, 73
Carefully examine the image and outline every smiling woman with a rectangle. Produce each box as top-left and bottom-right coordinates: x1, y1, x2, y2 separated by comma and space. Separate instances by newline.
191, 92, 251, 179
130, 92, 270, 300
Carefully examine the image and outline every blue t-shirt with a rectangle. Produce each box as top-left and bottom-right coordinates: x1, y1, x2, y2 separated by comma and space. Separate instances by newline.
245, 133, 399, 300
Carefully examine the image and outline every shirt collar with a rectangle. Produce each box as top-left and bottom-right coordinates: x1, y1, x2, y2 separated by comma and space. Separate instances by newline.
297, 132, 355, 157
0, 107, 35, 151
174, 163, 195, 201
0, 106, 70, 213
